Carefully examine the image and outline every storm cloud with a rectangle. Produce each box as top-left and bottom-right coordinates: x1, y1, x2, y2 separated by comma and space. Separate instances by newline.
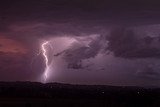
0, 0, 160, 86
107, 27, 160, 58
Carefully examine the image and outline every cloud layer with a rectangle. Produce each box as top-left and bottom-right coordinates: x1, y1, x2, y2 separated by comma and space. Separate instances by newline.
0, 0, 160, 86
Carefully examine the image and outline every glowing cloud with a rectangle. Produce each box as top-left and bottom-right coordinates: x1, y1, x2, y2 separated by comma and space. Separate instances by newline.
0, 36, 28, 54
39, 36, 103, 82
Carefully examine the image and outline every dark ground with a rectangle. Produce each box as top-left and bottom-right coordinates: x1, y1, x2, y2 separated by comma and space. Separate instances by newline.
0, 82, 159, 107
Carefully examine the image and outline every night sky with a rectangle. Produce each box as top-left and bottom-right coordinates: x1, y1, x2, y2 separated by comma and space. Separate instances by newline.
1, 0, 160, 86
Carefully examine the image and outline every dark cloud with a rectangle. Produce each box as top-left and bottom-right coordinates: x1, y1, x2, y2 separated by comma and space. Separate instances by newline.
107, 27, 160, 58
136, 63, 160, 80
1, 0, 160, 34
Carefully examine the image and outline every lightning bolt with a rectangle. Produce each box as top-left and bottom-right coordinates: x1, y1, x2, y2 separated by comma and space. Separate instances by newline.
41, 41, 49, 82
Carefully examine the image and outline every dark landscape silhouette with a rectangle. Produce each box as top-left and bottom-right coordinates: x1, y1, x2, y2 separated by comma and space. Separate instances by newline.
0, 81, 159, 107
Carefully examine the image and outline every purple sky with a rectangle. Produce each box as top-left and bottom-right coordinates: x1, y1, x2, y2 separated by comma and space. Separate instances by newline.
0, 0, 160, 86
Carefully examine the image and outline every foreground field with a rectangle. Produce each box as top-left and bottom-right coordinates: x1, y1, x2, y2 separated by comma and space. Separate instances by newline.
0, 82, 159, 107
0, 98, 160, 107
